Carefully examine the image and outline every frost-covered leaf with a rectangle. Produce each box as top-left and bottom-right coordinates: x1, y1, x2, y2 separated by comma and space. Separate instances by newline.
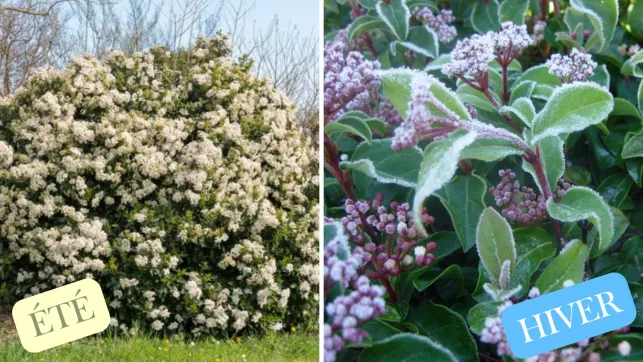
390, 26, 438, 59
535, 240, 588, 294
424, 76, 473, 121
341, 139, 422, 187
471, 0, 500, 33
483, 283, 522, 301
611, 98, 641, 118
379, 68, 414, 118
623, 130, 643, 159
499, 0, 529, 25
476, 207, 517, 284
468, 301, 501, 335
325, 114, 373, 143
456, 84, 497, 112
460, 138, 523, 162
531, 84, 554, 101
568, 0, 618, 52
357, 334, 459, 362
546, 186, 614, 251
589, 207, 629, 258
406, 302, 479, 362
522, 136, 565, 194
512, 65, 562, 90
376, 0, 411, 40
510, 228, 556, 298
424, 54, 451, 72
434, 175, 487, 251
509, 81, 536, 104
348, 16, 388, 41
530, 82, 614, 145
499, 97, 535, 127
414, 130, 478, 236
588, 64, 610, 88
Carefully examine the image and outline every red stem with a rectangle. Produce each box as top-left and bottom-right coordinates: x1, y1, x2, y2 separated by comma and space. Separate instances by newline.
529, 146, 564, 249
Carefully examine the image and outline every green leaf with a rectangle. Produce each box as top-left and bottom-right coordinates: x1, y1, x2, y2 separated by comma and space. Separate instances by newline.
509, 81, 536, 104
588, 64, 610, 88
531, 84, 555, 100
406, 302, 478, 362
512, 65, 562, 90
624, 130, 643, 159
348, 16, 388, 41
468, 301, 501, 335
568, 0, 618, 52
357, 334, 458, 362
511, 227, 556, 298
522, 136, 565, 194
413, 130, 478, 236
325, 115, 373, 143
530, 82, 614, 145
471, 0, 501, 33
424, 54, 451, 72
341, 139, 422, 187
379, 68, 414, 118
425, 75, 473, 121
376, 0, 411, 40
460, 138, 523, 162
589, 207, 629, 258
546, 186, 614, 252
390, 26, 439, 59
354, 319, 402, 347
456, 84, 497, 112
599, 334, 643, 361
535, 239, 588, 294
366, 119, 387, 135
500, 97, 536, 127
611, 98, 641, 118
499, 0, 529, 25
413, 265, 466, 298
434, 175, 487, 251
596, 173, 633, 207
476, 207, 517, 284
563, 167, 592, 186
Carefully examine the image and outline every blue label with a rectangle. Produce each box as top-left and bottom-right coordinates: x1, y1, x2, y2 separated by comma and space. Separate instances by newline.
502, 273, 636, 359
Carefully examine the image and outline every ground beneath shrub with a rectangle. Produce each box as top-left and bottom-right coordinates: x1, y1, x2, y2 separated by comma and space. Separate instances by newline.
0, 326, 318, 362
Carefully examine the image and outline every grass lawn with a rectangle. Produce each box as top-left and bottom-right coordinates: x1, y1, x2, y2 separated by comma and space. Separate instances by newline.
0, 321, 318, 362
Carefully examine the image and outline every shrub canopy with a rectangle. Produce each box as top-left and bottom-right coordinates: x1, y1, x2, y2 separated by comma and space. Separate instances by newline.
0, 34, 319, 336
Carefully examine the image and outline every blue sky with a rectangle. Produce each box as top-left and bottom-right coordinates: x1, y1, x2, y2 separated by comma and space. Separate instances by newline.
247, 0, 319, 34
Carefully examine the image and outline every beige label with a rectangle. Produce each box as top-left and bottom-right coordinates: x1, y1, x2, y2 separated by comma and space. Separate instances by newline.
12, 279, 110, 353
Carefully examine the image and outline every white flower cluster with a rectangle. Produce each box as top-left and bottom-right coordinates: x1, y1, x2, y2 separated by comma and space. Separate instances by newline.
546, 48, 597, 83
0, 34, 319, 336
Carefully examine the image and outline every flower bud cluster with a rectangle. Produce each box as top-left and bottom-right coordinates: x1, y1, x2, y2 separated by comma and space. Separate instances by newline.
412, 8, 457, 43
392, 73, 443, 150
342, 193, 436, 276
375, 96, 403, 127
480, 300, 514, 356
324, 276, 386, 362
489, 169, 547, 226
546, 48, 597, 83
324, 40, 381, 120
324, 230, 371, 290
442, 33, 495, 78
442, 21, 531, 79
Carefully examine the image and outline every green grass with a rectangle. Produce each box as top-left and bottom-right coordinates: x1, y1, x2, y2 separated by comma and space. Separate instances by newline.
0, 332, 319, 362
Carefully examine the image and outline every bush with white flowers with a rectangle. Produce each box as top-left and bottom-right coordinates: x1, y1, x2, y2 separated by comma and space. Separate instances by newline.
0, 34, 319, 336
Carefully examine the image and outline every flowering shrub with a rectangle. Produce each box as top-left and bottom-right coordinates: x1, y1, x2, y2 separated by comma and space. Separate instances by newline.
324, 0, 643, 361
0, 34, 319, 337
